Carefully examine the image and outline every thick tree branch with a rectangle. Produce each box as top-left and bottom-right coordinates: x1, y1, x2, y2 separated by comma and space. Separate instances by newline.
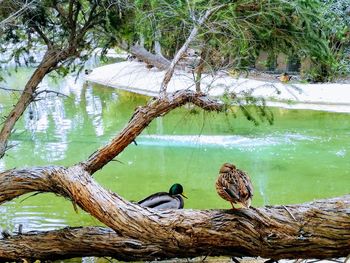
0, 166, 349, 261
81, 90, 224, 174
0, 227, 160, 261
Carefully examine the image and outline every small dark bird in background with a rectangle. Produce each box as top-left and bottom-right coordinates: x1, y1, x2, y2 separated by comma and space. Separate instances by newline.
216, 163, 253, 209
84, 69, 92, 75
127, 54, 136, 61
279, 72, 292, 83
138, 183, 187, 209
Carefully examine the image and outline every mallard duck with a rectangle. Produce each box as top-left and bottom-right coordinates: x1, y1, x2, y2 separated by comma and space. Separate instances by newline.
138, 183, 187, 209
216, 163, 253, 209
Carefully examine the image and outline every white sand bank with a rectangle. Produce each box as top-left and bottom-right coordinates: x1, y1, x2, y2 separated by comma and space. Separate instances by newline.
84, 61, 350, 113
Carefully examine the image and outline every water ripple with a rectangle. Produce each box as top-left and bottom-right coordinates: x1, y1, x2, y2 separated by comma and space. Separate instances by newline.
138, 133, 318, 149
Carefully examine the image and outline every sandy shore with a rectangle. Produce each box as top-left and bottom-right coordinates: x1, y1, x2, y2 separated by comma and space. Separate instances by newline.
84, 61, 350, 113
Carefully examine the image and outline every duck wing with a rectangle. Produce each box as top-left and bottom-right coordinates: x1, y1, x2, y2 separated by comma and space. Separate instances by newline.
138, 192, 183, 209
237, 168, 254, 198
217, 172, 240, 202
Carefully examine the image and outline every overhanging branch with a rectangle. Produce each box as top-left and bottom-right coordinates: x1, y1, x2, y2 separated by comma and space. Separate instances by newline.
81, 90, 224, 174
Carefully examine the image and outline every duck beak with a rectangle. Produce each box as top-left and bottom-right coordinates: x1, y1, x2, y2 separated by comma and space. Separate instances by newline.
181, 192, 188, 199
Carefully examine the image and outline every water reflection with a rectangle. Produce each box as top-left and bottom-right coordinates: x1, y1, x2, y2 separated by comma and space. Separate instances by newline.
85, 86, 104, 136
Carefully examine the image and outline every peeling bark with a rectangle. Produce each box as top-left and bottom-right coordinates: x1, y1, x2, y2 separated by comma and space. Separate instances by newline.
1, 15, 349, 259
0, 227, 161, 262
0, 79, 348, 261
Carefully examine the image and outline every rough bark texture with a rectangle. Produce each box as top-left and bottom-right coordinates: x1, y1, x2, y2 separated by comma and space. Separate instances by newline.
1, 18, 349, 259
1, 89, 349, 261
0, 227, 160, 261
0, 165, 349, 261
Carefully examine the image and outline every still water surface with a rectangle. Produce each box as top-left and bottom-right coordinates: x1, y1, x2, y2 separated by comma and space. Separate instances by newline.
0, 68, 349, 236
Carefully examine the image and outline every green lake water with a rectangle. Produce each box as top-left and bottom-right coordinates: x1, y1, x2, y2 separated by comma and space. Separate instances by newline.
0, 67, 349, 235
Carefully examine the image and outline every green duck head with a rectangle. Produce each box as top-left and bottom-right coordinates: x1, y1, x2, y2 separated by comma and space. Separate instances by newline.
169, 183, 187, 198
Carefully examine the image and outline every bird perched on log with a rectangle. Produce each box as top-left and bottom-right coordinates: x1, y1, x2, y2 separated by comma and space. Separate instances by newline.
216, 163, 253, 209
138, 183, 187, 209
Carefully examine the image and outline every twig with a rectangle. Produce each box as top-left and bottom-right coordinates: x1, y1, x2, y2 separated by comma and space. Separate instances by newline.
282, 205, 297, 221
35, 89, 70, 98
0, 87, 23, 93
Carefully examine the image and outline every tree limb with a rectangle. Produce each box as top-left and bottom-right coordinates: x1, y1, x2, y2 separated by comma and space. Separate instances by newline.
0, 165, 349, 261
32, 24, 53, 48
0, 227, 161, 262
0, 47, 75, 159
81, 90, 224, 174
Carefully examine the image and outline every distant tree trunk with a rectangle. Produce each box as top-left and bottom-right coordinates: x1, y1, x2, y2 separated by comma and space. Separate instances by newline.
154, 29, 165, 58
195, 46, 208, 92
1, 3, 349, 260
0, 90, 349, 262
0, 48, 71, 158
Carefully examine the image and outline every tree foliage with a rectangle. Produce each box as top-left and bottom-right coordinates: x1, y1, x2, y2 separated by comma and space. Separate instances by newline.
320, 0, 350, 77
0, 0, 132, 158
132, 0, 334, 77
0, 0, 130, 74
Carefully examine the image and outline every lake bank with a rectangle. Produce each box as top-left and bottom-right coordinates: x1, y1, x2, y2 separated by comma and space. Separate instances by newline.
84, 61, 350, 113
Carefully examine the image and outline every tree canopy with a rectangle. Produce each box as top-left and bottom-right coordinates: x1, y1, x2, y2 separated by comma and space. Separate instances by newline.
131, 0, 334, 73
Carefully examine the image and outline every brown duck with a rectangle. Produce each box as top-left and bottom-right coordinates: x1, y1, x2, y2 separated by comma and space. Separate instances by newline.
216, 163, 253, 209
279, 72, 292, 83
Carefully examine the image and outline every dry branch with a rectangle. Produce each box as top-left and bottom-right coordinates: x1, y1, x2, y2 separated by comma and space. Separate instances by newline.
159, 4, 227, 95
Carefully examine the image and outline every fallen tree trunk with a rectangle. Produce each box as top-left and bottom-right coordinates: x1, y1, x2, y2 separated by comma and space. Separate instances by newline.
128, 44, 171, 70
0, 165, 349, 261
